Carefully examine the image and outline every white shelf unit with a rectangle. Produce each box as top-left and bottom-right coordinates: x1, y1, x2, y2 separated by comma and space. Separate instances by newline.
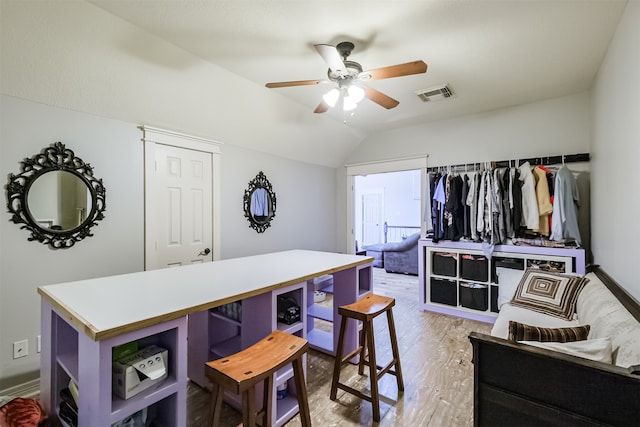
418, 240, 586, 323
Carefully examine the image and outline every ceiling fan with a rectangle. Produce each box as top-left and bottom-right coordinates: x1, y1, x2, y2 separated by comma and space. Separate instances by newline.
265, 41, 427, 113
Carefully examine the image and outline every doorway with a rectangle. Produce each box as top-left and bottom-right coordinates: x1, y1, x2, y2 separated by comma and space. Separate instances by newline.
141, 126, 222, 270
346, 156, 428, 254
354, 169, 422, 250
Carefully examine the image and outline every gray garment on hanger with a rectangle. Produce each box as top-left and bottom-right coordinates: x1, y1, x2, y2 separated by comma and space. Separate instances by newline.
466, 172, 479, 241
550, 165, 582, 245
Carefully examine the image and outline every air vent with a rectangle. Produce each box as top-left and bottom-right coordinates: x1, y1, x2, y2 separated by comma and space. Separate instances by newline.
415, 84, 453, 102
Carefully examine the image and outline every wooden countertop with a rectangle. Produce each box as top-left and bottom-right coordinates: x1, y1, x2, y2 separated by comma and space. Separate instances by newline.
39, 250, 372, 341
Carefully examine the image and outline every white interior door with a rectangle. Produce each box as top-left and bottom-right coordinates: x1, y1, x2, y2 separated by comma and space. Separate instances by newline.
148, 144, 213, 269
362, 192, 383, 245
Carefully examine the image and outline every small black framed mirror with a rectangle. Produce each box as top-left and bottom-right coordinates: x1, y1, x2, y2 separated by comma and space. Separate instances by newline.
5, 141, 106, 249
243, 171, 276, 233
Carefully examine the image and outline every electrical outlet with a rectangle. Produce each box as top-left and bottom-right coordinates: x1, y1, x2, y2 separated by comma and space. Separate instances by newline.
13, 340, 28, 359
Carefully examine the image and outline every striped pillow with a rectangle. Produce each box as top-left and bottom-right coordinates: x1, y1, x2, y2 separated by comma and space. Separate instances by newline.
508, 321, 590, 342
510, 269, 589, 320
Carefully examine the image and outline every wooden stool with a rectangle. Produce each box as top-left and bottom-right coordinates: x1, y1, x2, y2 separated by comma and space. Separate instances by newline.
330, 293, 404, 422
205, 330, 311, 427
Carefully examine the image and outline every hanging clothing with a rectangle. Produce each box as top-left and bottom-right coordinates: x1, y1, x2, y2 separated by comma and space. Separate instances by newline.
518, 162, 539, 229
250, 187, 269, 216
426, 158, 583, 249
512, 168, 523, 237
461, 174, 469, 238
424, 172, 434, 236
494, 168, 506, 244
476, 170, 487, 236
550, 165, 582, 245
532, 166, 553, 236
443, 174, 453, 232
477, 170, 498, 257
432, 173, 447, 242
466, 171, 479, 241
445, 174, 464, 241
502, 167, 514, 239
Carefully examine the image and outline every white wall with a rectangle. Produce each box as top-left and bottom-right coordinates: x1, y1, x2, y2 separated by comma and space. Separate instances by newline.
338, 92, 592, 256
345, 92, 591, 167
0, 0, 360, 169
0, 95, 338, 389
591, 1, 640, 301
0, 95, 144, 388
0, 1, 343, 388
219, 144, 337, 259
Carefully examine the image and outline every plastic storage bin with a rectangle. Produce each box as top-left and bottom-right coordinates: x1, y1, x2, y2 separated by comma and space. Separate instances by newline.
459, 282, 488, 311
460, 255, 488, 282
432, 252, 457, 277
430, 278, 457, 306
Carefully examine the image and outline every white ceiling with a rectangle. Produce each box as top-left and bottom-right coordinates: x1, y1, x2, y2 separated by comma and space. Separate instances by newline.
88, 0, 627, 135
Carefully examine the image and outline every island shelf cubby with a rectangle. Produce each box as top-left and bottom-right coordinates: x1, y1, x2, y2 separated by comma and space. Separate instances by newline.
305, 263, 372, 356
188, 281, 308, 427
41, 299, 186, 427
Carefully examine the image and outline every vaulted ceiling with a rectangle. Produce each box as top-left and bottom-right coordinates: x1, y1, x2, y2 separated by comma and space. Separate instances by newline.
88, 0, 627, 134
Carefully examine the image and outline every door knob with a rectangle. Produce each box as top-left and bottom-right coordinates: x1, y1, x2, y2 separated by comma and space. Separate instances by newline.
199, 248, 211, 256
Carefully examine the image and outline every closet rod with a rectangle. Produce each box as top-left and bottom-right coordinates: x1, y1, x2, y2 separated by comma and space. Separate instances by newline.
517, 152, 590, 167
426, 152, 589, 173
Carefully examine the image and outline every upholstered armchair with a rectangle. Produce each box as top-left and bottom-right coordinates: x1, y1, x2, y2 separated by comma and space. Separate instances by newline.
363, 232, 420, 275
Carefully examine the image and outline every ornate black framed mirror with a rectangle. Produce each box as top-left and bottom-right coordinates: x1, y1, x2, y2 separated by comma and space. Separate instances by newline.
243, 171, 276, 233
5, 141, 106, 249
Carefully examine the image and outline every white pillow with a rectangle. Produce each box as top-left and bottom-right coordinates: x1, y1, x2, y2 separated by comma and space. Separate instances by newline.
495, 267, 525, 309
519, 337, 613, 364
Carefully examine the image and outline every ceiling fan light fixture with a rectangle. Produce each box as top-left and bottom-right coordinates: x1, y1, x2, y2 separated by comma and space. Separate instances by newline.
343, 96, 358, 111
323, 88, 340, 107
347, 85, 365, 103
266, 41, 427, 114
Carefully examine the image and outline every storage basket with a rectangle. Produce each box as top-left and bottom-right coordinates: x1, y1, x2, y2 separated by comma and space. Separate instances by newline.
460, 254, 488, 282
430, 278, 457, 306
459, 282, 488, 311
432, 252, 457, 277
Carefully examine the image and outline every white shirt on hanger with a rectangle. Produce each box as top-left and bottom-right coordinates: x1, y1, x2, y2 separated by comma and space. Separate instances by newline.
518, 161, 540, 229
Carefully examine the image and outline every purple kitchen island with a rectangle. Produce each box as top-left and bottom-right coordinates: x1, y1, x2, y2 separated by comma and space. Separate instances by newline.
39, 250, 372, 426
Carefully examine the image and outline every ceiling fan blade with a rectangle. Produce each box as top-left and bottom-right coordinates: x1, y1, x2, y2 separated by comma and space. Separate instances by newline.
364, 85, 400, 109
313, 100, 329, 114
362, 60, 427, 81
314, 44, 346, 75
265, 79, 327, 88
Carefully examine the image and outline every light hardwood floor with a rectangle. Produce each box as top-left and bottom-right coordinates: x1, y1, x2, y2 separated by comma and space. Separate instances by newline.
187, 268, 492, 426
